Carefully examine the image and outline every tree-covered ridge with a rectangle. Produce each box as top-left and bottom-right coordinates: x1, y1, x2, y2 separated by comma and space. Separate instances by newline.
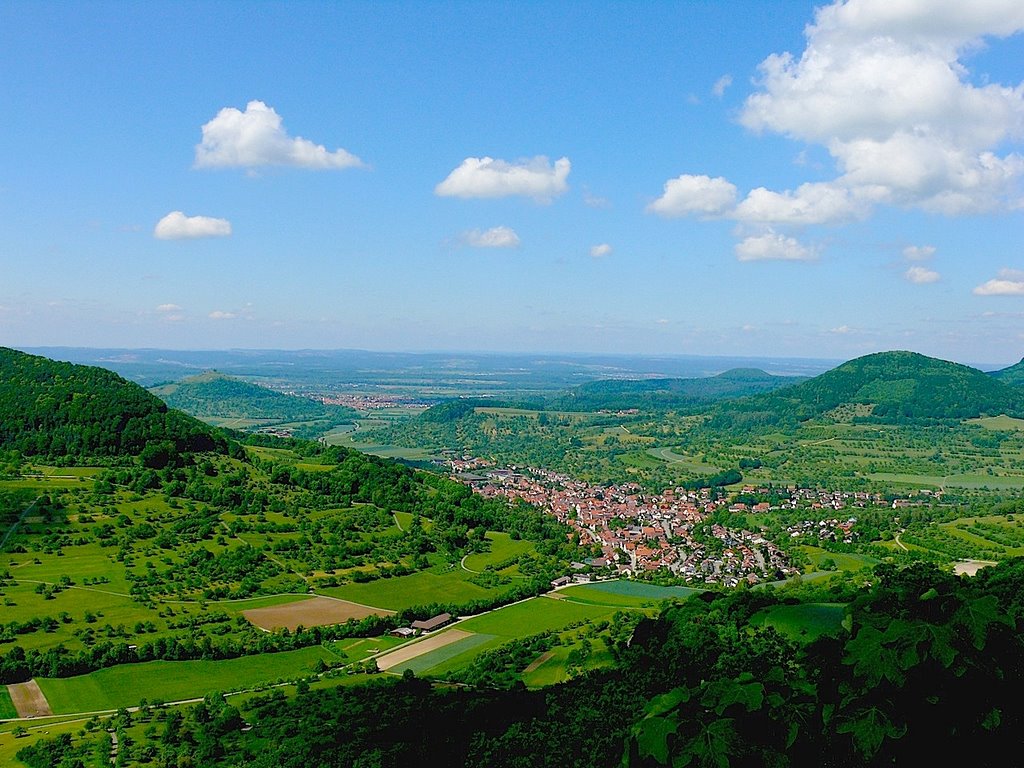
21, 560, 1024, 768
150, 371, 356, 425
706, 350, 1024, 432
0, 347, 226, 460
546, 368, 805, 412
990, 356, 1024, 387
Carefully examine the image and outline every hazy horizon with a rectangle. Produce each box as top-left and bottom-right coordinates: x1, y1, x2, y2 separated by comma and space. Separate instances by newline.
3, 1, 1022, 363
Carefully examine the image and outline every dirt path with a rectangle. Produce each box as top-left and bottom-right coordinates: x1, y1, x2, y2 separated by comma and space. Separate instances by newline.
522, 650, 555, 674
8, 680, 53, 718
1, 499, 37, 550
376, 629, 473, 671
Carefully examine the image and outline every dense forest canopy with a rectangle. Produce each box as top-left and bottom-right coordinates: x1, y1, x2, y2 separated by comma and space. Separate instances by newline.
705, 350, 1024, 432
0, 347, 226, 460
150, 372, 356, 424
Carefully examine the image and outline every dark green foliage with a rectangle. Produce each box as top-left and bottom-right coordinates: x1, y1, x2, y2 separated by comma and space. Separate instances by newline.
0, 347, 227, 460
707, 350, 1024, 433
989, 356, 1024, 386
150, 371, 356, 427
548, 368, 804, 412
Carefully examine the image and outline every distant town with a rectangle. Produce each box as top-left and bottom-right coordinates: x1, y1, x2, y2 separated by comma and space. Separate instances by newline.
448, 457, 926, 587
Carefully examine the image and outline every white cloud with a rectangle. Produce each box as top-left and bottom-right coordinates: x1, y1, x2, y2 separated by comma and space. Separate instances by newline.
460, 226, 521, 248
208, 310, 237, 320
156, 303, 182, 312
903, 244, 936, 260
974, 269, 1024, 295
734, 182, 867, 225
905, 265, 941, 283
590, 243, 613, 258
195, 100, 363, 170
647, 174, 737, 218
736, 0, 1024, 216
154, 211, 232, 240
735, 231, 815, 262
712, 74, 733, 98
435, 156, 570, 202
830, 324, 854, 334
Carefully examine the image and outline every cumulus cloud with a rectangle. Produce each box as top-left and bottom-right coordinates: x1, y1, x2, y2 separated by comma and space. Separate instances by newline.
154, 211, 231, 240
735, 231, 815, 262
460, 226, 521, 248
903, 244, 936, 260
905, 265, 941, 283
712, 74, 733, 98
830, 325, 854, 334
208, 310, 237, 320
156, 303, 182, 312
974, 268, 1024, 295
647, 174, 737, 218
195, 100, 363, 170
435, 156, 570, 202
734, 182, 867, 225
736, 0, 1024, 216
590, 243, 613, 258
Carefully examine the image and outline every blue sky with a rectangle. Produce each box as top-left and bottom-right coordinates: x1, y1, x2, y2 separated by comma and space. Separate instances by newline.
1, 0, 1022, 365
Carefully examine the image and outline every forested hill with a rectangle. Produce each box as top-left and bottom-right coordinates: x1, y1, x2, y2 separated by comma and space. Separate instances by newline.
150, 371, 356, 425
990, 357, 1024, 387
547, 367, 804, 412
0, 347, 226, 460
705, 350, 1024, 432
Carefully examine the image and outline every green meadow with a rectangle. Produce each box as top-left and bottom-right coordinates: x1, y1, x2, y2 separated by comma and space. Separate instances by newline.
320, 565, 516, 611
0, 688, 16, 719
37, 646, 334, 713
749, 602, 847, 642
462, 532, 535, 572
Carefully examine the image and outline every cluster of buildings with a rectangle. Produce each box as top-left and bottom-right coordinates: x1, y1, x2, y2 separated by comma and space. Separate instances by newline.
450, 461, 913, 587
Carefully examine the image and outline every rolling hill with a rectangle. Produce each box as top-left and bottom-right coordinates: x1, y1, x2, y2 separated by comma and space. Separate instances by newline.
548, 367, 804, 411
990, 357, 1024, 387
0, 347, 226, 459
706, 350, 1024, 432
150, 371, 356, 434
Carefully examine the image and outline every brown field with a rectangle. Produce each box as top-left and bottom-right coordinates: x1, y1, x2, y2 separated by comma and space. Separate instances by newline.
242, 596, 393, 631
8, 680, 52, 718
376, 629, 473, 671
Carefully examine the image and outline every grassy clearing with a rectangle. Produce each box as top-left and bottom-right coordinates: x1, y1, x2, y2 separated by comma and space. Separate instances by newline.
968, 415, 1024, 431
320, 566, 512, 611
0, 688, 17, 719
463, 532, 535, 572
646, 447, 721, 474
799, 546, 880, 572
749, 603, 846, 642
38, 646, 334, 713
458, 595, 617, 637
386, 633, 497, 676
556, 581, 698, 608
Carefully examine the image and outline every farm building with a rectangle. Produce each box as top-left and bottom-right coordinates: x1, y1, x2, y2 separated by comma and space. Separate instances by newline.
410, 613, 453, 633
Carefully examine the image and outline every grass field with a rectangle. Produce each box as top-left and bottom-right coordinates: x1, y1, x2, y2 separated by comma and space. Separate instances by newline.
321, 566, 514, 611
384, 632, 497, 675
37, 646, 334, 713
750, 602, 846, 641
462, 532, 535, 572
521, 642, 616, 688
555, 581, 699, 608
968, 415, 1024, 431
799, 546, 880, 572
0, 688, 17, 719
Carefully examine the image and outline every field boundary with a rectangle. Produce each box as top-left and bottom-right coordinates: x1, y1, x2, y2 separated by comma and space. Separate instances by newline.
8, 680, 53, 718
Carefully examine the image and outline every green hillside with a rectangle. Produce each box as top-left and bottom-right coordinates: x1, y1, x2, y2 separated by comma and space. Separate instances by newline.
707, 350, 1024, 432
548, 367, 803, 411
0, 347, 226, 460
150, 371, 356, 432
991, 357, 1024, 387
